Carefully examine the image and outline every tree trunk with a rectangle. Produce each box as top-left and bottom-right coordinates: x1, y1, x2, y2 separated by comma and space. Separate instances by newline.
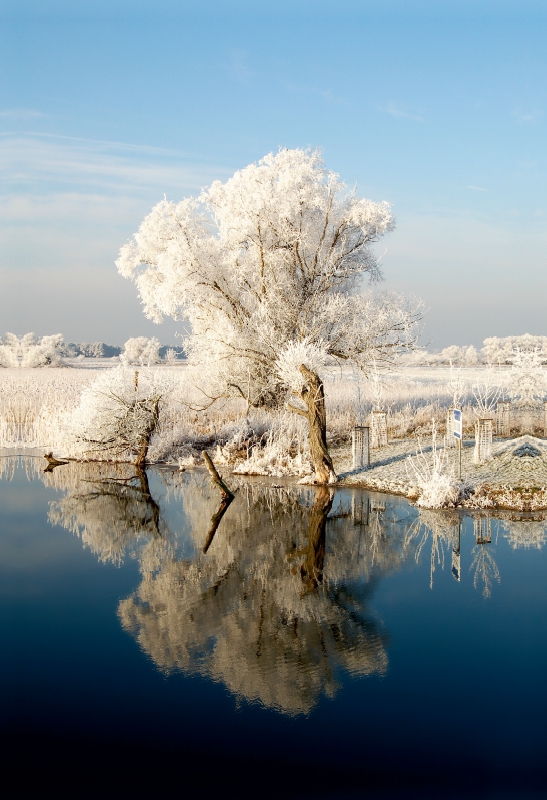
134, 399, 160, 468
289, 365, 337, 485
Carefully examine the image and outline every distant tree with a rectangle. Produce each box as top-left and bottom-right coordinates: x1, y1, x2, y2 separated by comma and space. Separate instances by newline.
117, 149, 420, 483
1, 332, 66, 367
120, 336, 161, 366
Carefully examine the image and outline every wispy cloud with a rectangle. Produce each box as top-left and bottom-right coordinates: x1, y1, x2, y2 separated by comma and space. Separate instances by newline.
512, 108, 541, 124
467, 185, 487, 192
384, 102, 423, 121
283, 80, 348, 105
0, 133, 230, 198
0, 108, 45, 120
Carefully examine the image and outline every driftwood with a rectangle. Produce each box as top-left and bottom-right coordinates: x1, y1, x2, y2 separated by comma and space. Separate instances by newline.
202, 451, 234, 499
43, 452, 69, 473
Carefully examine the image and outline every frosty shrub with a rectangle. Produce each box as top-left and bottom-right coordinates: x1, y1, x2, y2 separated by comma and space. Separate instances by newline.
406, 422, 462, 508
0, 339, 18, 367
163, 348, 178, 365
233, 412, 313, 478
69, 367, 173, 465
472, 365, 502, 419
120, 336, 161, 366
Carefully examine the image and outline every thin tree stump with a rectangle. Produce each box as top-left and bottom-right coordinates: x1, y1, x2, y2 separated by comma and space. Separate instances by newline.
203, 451, 234, 499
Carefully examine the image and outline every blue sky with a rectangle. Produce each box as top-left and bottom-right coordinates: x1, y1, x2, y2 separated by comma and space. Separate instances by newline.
1, 0, 546, 347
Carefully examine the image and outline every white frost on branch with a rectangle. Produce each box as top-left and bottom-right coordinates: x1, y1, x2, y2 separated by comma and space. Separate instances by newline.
275, 339, 330, 393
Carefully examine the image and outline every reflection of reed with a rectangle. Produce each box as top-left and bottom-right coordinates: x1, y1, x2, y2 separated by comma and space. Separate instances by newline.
470, 543, 500, 599
500, 517, 547, 550
406, 509, 460, 588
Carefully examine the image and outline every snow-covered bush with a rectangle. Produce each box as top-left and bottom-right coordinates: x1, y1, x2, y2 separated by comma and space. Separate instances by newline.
21, 333, 66, 367
0, 335, 18, 367
406, 422, 462, 508
163, 348, 178, 365
120, 336, 161, 366
1, 332, 66, 367
69, 367, 174, 464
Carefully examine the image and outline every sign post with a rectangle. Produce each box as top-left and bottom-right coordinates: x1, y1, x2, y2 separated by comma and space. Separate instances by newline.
453, 408, 463, 481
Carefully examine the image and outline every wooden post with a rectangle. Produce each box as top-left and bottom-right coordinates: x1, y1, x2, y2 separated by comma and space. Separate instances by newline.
352, 425, 370, 469
370, 411, 388, 449
474, 419, 493, 464
496, 401, 510, 437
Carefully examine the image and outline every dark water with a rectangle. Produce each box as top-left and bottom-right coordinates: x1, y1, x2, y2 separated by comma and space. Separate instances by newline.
1, 456, 547, 798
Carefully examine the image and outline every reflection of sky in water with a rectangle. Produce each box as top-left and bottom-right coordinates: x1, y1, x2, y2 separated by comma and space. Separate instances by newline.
2, 455, 547, 793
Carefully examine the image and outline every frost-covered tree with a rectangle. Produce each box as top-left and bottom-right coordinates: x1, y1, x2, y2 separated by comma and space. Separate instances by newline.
482, 334, 547, 365
120, 336, 161, 366
117, 148, 420, 483
0, 332, 66, 367
70, 367, 172, 466
0, 334, 18, 367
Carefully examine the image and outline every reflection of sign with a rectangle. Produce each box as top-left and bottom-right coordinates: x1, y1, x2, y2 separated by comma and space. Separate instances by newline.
451, 548, 461, 581
453, 409, 463, 440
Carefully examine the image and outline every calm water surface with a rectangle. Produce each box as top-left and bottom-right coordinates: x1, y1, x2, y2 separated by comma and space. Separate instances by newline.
1, 456, 547, 798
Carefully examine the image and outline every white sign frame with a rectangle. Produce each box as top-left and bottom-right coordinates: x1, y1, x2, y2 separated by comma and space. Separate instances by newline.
453, 408, 463, 440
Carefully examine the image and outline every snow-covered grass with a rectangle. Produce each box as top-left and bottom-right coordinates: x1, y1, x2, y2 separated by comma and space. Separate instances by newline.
1, 364, 545, 506
1, 363, 469, 456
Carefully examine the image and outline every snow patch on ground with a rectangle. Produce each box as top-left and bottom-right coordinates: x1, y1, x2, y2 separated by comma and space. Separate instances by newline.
336, 435, 547, 511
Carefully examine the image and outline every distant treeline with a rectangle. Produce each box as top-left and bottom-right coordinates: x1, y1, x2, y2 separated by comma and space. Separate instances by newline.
61, 342, 185, 359
401, 333, 547, 366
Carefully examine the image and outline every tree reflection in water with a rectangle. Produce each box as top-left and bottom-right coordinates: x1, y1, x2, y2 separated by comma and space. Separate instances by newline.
120, 481, 394, 716
37, 463, 404, 714
18, 457, 547, 712
46, 462, 169, 565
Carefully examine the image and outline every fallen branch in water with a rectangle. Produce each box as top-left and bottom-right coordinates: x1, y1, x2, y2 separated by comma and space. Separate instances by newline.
43, 452, 69, 472
203, 451, 234, 500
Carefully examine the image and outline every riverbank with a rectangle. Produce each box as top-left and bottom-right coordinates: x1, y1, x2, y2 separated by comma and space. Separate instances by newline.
334, 434, 547, 511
